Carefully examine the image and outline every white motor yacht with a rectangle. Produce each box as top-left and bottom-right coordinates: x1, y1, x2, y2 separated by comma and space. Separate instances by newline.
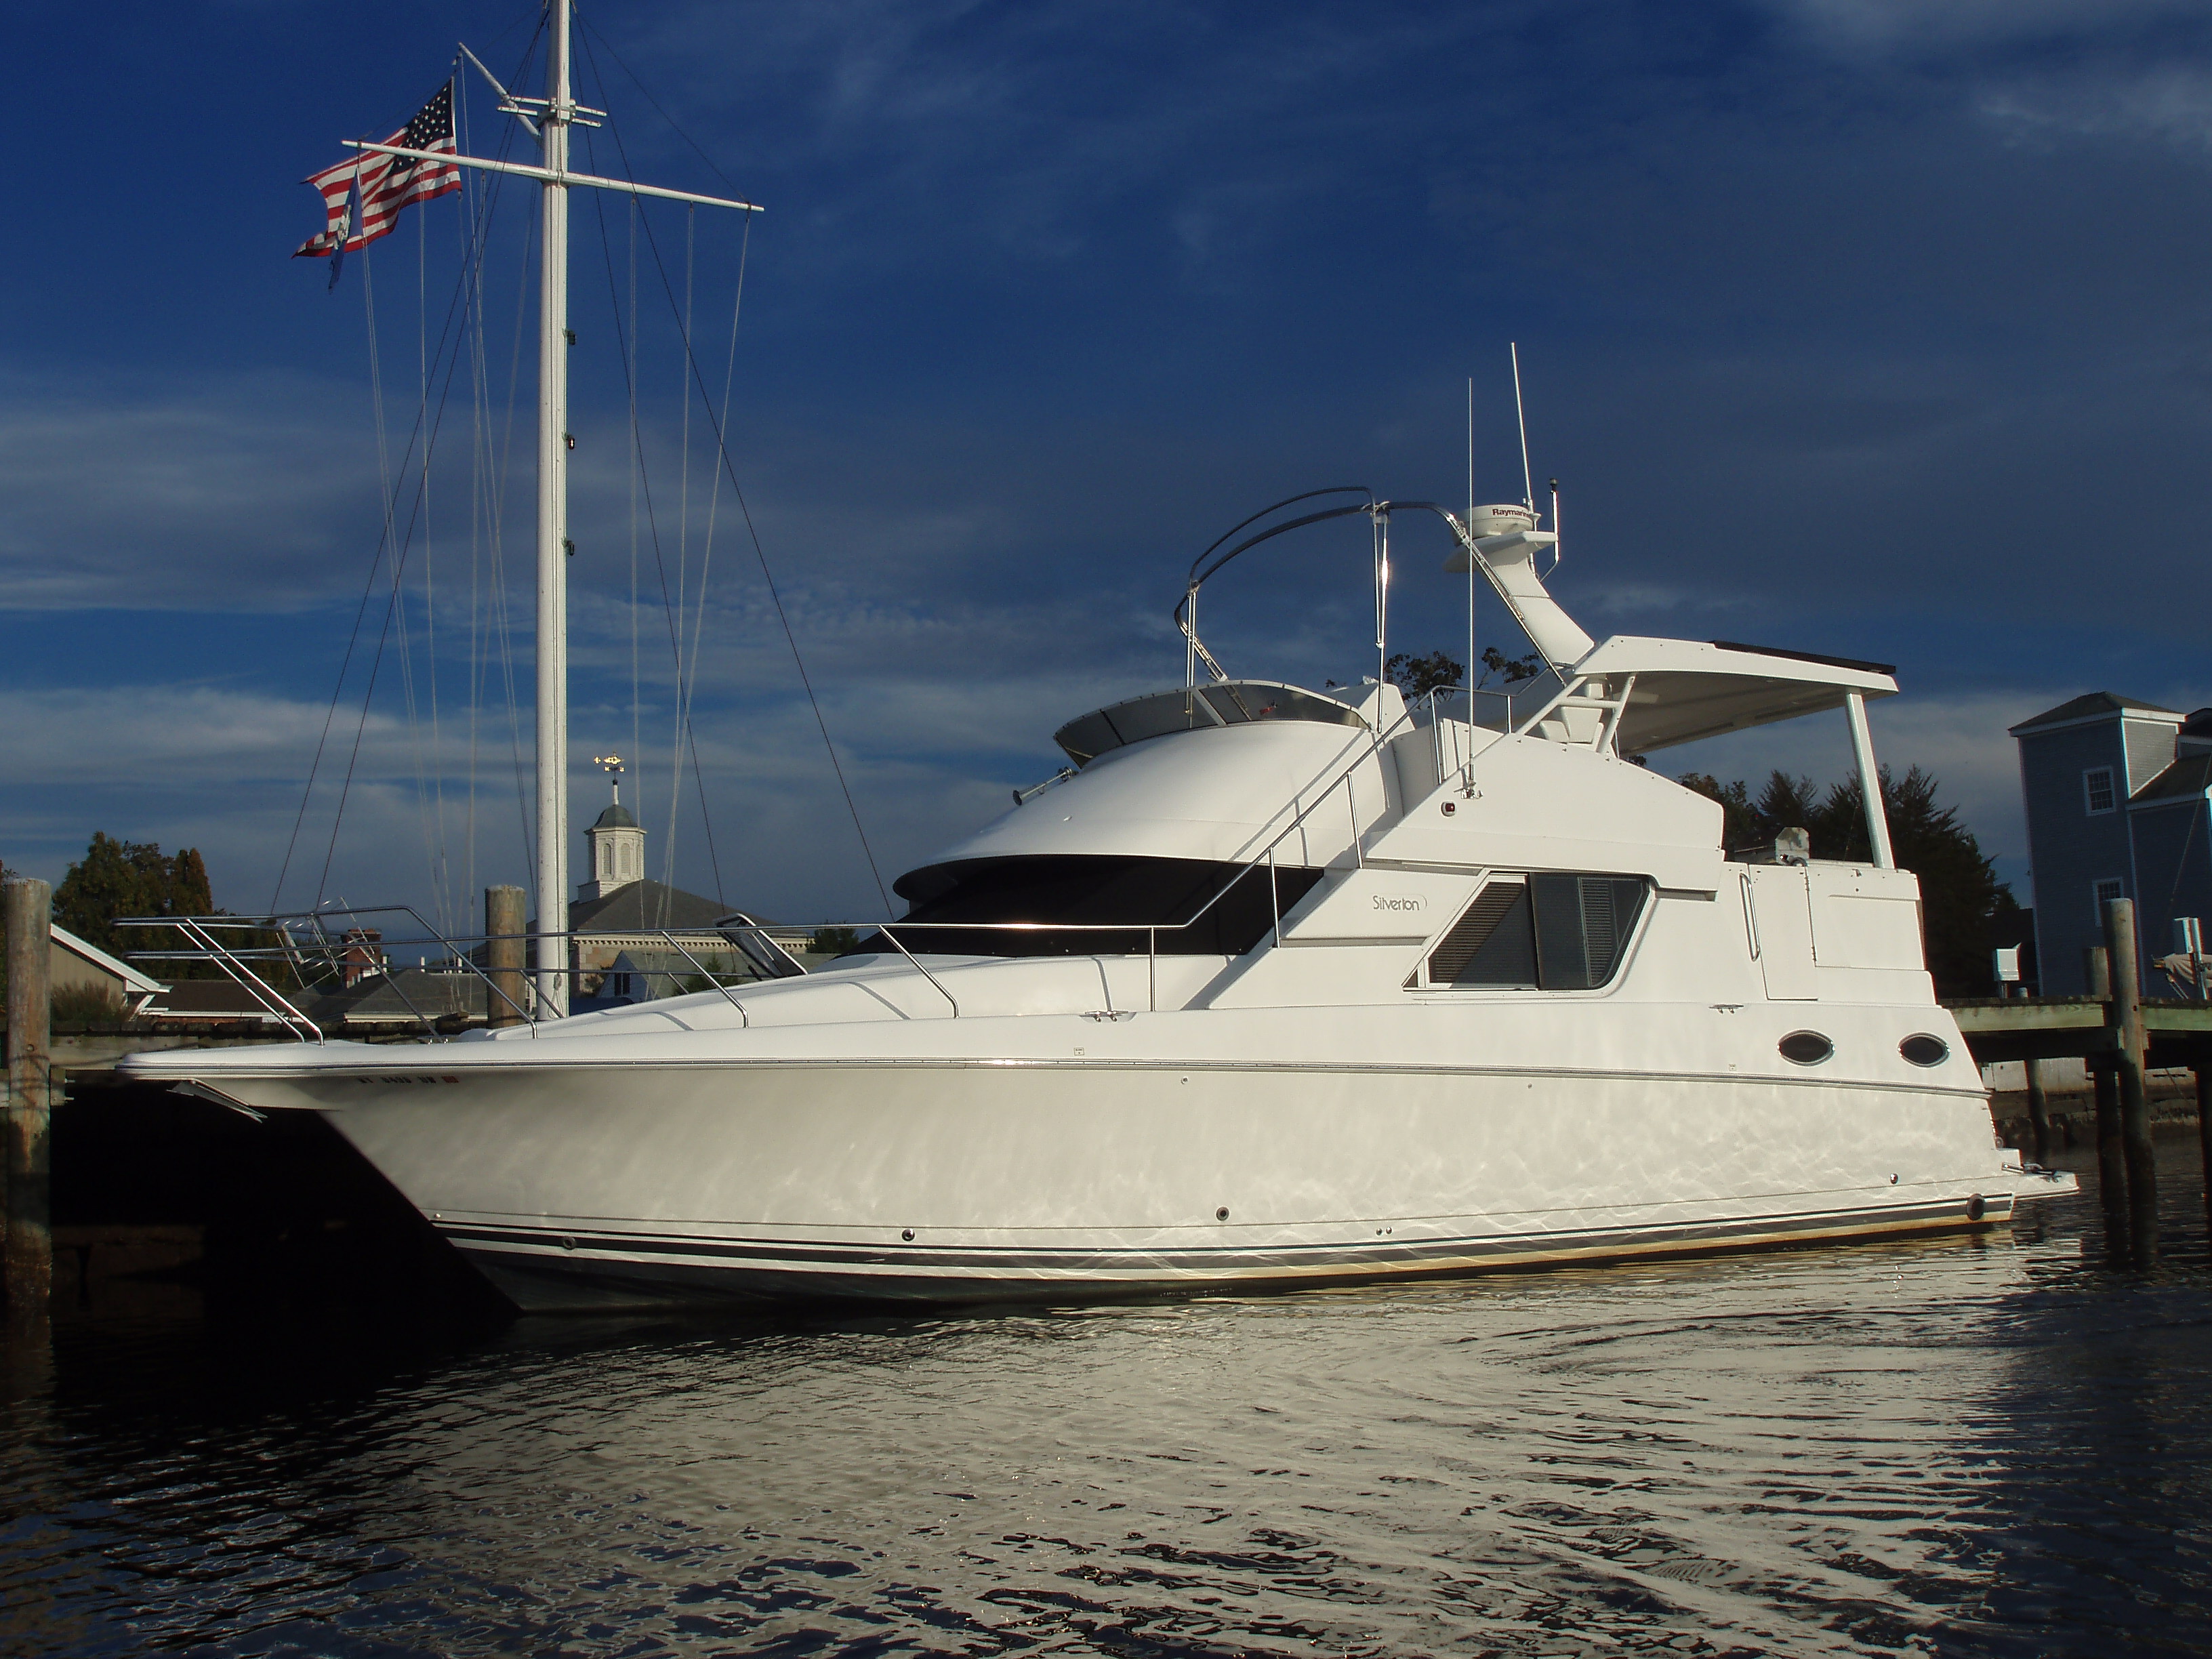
121, 491, 2071, 1309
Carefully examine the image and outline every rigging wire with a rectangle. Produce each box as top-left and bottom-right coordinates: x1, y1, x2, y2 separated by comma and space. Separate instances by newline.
312, 151, 518, 907
316, 281, 475, 909
679, 213, 750, 907
577, 136, 727, 907
279, 24, 545, 920
665, 204, 696, 903
458, 70, 535, 933
462, 73, 483, 928
573, 9, 745, 194
628, 197, 642, 880
491, 209, 541, 883
579, 32, 890, 912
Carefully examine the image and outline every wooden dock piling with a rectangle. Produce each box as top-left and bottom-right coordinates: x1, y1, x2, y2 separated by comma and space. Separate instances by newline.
2199, 1059, 2212, 1235
2084, 945, 2130, 1249
2105, 898, 2159, 1263
485, 886, 527, 1029
2024, 1057, 2051, 1166
4, 878, 52, 1316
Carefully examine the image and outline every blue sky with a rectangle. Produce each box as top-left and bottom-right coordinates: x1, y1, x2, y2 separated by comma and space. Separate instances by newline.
3, 0, 2209, 928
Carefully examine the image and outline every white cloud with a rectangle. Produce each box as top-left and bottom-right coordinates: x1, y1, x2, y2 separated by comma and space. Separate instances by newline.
0, 373, 384, 611
1978, 65, 2212, 155
1761, 0, 2205, 58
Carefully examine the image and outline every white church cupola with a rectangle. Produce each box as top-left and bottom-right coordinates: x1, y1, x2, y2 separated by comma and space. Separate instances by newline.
579, 754, 647, 900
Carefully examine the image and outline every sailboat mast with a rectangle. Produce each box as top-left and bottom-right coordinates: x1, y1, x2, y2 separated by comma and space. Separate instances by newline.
534, 0, 573, 1013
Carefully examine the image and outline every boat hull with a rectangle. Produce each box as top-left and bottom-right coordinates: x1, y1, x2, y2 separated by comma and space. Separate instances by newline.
300, 1055, 2024, 1309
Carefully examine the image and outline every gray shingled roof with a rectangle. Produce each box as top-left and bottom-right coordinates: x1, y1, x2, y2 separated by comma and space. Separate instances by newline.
2010, 691, 2181, 735
567, 879, 737, 933
304, 968, 485, 1025
2132, 753, 2212, 804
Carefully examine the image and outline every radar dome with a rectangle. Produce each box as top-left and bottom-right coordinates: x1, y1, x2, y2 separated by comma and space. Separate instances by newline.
1468, 504, 1539, 539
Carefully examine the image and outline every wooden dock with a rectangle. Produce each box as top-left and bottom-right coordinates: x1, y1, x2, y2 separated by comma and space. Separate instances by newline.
1948, 996, 2212, 1065
1943, 897, 2211, 1264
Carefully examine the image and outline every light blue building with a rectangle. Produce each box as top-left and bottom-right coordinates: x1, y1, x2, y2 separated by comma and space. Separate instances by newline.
2011, 693, 2212, 996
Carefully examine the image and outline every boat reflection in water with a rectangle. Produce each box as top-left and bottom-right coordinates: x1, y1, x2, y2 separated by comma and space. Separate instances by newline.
11, 1172, 2205, 1656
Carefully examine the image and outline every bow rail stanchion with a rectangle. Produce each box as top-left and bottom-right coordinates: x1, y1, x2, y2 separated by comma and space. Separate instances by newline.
111, 696, 1433, 1038
119, 905, 565, 1036
652, 930, 752, 1025
115, 916, 325, 1043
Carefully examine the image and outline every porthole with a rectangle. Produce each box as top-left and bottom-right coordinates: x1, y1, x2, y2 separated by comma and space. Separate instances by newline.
1900, 1033, 1949, 1067
1778, 1030, 1834, 1066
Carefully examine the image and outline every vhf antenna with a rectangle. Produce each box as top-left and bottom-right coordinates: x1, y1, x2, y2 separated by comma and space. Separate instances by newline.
1511, 341, 1534, 515
1465, 375, 1479, 796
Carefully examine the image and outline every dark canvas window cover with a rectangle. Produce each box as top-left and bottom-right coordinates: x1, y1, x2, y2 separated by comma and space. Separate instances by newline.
1425, 874, 1650, 990
871, 855, 1326, 958
1053, 682, 1365, 766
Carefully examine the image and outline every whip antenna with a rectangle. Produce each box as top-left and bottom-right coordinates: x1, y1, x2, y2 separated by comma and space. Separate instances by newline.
1466, 376, 1477, 791
1511, 341, 1534, 514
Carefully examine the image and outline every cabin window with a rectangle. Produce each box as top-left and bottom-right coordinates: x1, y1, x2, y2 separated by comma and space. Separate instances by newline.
873, 855, 1325, 958
2083, 766, 2116, 815
1417, 874, 1650, 991
2093, 876, 2125, 916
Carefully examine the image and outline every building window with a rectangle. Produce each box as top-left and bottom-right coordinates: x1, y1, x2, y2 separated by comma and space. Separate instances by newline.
2084, 766, 2116, 815
2093, 877, 2125, 916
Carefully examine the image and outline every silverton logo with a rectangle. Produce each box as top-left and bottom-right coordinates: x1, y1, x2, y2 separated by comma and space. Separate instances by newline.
1370, 894, 1427, 913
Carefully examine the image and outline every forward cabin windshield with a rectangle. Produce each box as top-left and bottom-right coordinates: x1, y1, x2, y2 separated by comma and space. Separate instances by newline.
869, 855, 1326, 958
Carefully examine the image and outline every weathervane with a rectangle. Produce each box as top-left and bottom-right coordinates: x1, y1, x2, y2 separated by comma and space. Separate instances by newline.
594, 754, 624, 805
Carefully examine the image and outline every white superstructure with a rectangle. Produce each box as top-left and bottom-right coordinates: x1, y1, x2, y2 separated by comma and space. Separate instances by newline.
121, 496, 2070, 1309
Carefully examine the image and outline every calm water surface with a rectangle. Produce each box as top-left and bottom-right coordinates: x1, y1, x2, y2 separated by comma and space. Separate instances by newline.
5, 1148, 2211, 1657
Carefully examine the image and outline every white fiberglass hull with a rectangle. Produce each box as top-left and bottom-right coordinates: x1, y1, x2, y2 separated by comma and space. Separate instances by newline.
156, 1010, 2051, 1309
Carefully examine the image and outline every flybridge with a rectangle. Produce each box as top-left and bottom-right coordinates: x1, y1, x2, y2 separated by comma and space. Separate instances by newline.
1095, 483, 1906, 869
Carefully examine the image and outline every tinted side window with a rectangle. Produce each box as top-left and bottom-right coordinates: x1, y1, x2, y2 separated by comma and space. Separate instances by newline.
1424, 874, 1650, 990
879, 855, 1324, 958
1530, 875, 1650, 989
1427, 882, 1537, 987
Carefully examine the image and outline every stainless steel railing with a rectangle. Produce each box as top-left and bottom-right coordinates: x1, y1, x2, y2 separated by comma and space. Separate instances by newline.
116, 689, 1477, 1038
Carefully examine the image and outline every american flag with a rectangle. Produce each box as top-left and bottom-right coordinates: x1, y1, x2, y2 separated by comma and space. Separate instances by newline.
293, 82, 462, 261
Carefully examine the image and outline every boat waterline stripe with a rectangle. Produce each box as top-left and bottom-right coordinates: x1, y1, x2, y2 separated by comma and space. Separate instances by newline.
438, 1195, 2000, 1276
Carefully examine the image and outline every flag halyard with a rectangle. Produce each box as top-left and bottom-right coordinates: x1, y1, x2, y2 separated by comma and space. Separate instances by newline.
294, 81, 461, 264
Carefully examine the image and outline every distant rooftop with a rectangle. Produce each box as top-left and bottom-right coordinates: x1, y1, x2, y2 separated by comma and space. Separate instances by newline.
2009, 691, 2182, 735
567, 878, 734, 933
2132, 752, 2212, 804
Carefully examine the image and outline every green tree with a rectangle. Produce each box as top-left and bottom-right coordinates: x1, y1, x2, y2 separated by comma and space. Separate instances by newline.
1385, 649, 1463, 697
1477, 645, 1546, 687
53, 834, 216, 969
1385, 646, 1547, 699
